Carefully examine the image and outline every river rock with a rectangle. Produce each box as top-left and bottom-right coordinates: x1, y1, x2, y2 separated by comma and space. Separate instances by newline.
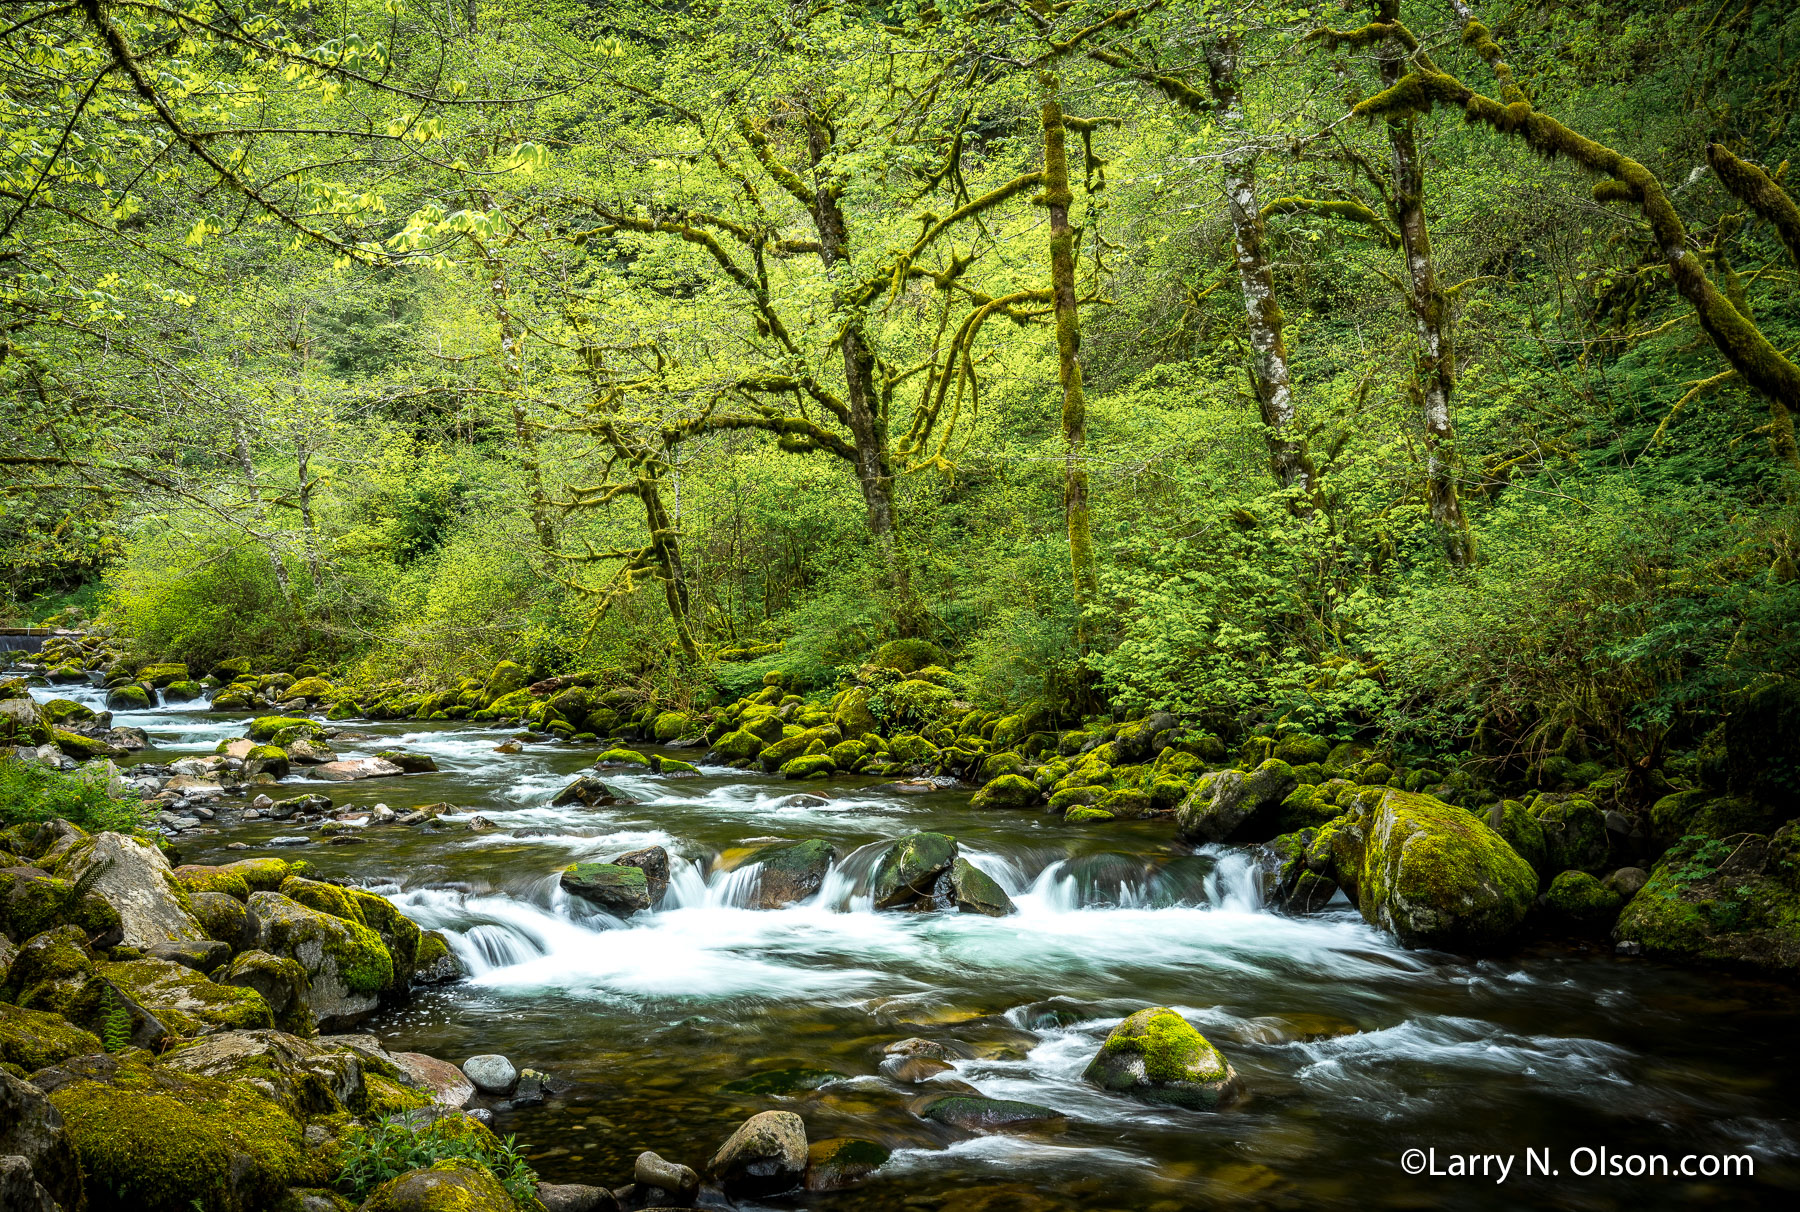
1310, 789, 1538, 950
0, 1002, 103, 1072
1082, 1007, 1242, 1109
146, 937, 232, 973
634, 1150, 700, 1201
54, 831, 207, 948
709, 1109, 808, 1197
248, 891, 391, 1029
375, 749, 438, 774
939, 856, 1015, 916
913, 1093, 1065, 1131
392, 1051, 474, 1110
612, 846, 670, 904
805, 1137, 891, 1191
100, 955, 274, 1035
462, 1053, 518, 1096
0, 1069, 83, 1212
872, 832, 958, 909
360, 1159, 515, 1211
218, 950, 313, 1034
414, 930, 463, 984
560, 862, 651, 915
550, 775, 623, 807
536, 1182, 621, 1212
1175, 760, 1299, 843
162, 1028, 368, 1117
285, 738, 336, 764
752, 839, 835, 909
313, 756, 405, 782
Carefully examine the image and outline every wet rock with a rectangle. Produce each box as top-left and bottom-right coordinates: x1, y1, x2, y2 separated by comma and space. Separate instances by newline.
462, 1053, 518, 1096
0, 1069, 83, 1212
879, 1054, 954, 1082
100, 956, 274, 1036
942, 857, 1015, 917
1539, 870, 1624, 935
268, 836, 312, 847
162, 1028, 370, 1117
285, 738, 337, 764
708, 1109, 808, 1198
560, 863, 651, 916
1603, 866, 1650, 900
537, 1182, 621, 1212
970, 773, 1040, 810
550, 775, 624, 808
805, 1137, 891, 1191
612, 846, 671, 905
511, 1067, 547, 1107
0, 863, 122, 947
768, 794, 831, 809
391, 1051, 474, 1111
375, 749, 438, 774
1175, 760, 1299, 843
913, 1093, 1065, 1131
146, 937, 232, 973
751, 839, 835, 909
413, 931, 463, 985
871, 832, 958, 909
1082, 1007, 1243, 1109
54, 830, 207, 948
634, 1150, 699, 1202
313, 757, 405, 782
720, 1067, 846, 1096
219, 950, 313, 1035
271, 793, 332, 819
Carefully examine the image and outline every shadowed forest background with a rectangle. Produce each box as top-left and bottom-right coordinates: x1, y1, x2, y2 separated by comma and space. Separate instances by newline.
5, 0, 1799, 787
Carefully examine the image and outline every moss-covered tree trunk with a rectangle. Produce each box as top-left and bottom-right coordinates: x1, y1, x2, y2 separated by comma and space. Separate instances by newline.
1378, 23, 1471, 565
486, 256, 558, 554
638, 466, 700, 663
1205, 37, 1314, 494
1038, 73, 1100, 641
805, 121, 907, 601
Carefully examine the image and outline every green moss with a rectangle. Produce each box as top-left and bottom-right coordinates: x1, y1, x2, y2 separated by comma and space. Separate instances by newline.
223, 857, 290, 892
279, 876, 360, 923
780, 753, 836, 779
175, 866, 253, 901
597, 747, 650, 766
1064, 807, 1115, 824
101, 959, 276, 1034
50, 1058, 322, 1211
970, 773, 1039, 810
1099, 1007, 1226, 1083
0, 1000, 104, 1070
363, 1072, 433, 1117
246, 717, 321, 743
320, 917, 393, 997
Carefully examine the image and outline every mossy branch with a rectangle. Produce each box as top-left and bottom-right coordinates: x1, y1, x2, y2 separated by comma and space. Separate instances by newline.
1260, 196, 1400, 248
1707, 144, 1800, 271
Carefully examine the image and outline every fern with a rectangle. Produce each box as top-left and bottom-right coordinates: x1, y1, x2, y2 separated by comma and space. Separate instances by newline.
99, 987, 132, 1053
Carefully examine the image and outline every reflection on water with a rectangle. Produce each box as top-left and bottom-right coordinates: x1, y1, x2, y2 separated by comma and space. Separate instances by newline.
29, 683, 1800, 1208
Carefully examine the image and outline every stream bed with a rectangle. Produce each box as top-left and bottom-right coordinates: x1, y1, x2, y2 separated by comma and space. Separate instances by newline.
31, 685, 1800, 1210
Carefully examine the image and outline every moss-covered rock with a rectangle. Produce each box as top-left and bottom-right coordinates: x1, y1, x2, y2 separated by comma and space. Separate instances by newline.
653, 711, 691, 742
138, 663, 190, 688
1, 864, 123, 946
1539, 870, 1623, 935
55, 832, 207, 950
780, 753, 836, 779
245, 716, 321, 743
1613, 826, 1800, 977
872, 833, 958, 909
1724, 680, 1800, 813
759, 725, 842, 772
482, 661, 529, 705
413, 932, 463, 985
284, 678, 334, 702
100, 958, 274, 1035
40, 1052, 324, 1212
559, 863, 651, 916
218, 951, 313, 1036
751, 840, 836, 909
711, 729, 766, 761
222, 858, 290, 893
175, 866, 253, 901
358, 1158, 516, 1212
868, 639, 942, 675
1321, 790, 1538, 950
1532, 797, 1610, 874
947, 858, 1015, 917
1174, 760, 1298, 843
162, 1029, 376, 1119
1488, 800, 1548, 877
1082, 1007, 1242, 1109
804, 1136, 891, 1192
247, 892, 391, 1030
970, 773, 1039, 810
163, 681, 204, 703
1063, 807, 1115, 824
0, 1001, 104, 1071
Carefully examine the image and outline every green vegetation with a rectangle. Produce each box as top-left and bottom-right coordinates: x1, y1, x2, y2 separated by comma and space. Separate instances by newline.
0, 760, 148, 834
334, 1117, 539, 1208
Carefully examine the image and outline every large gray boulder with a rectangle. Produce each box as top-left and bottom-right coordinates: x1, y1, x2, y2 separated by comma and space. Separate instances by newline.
162, 1029, 369, 1118
752, 840, 835, 909
55, 832, 206, 948
871, 833, 957, 909
1174, 760, 1298, 843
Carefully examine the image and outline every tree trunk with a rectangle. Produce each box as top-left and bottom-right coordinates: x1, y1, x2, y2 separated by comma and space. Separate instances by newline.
805, 120, 907, 596
1206, 37, 1314, 495
295, 438, 324, 592
232, 418, 291, 600
1379, 31, 1472, 565
639, 468, 699, 662
1038, 73, 1100, 641
464, 0, 477, 34
488, 259, 558, 553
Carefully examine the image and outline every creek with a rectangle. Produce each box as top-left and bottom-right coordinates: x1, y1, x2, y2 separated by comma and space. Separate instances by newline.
30, 684, 1800, 1210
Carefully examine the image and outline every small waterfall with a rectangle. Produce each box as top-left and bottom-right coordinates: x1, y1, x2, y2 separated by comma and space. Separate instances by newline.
661, 858, 765, 910
1203, 846, 1266, 912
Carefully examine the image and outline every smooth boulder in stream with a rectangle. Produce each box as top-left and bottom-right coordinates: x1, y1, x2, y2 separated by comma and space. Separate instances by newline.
871, 832, 958, 909
1083, 1007, 1243, 1109
752, 839, 835, 908
708, 1109, 808, 1197
560, 862, 651, 915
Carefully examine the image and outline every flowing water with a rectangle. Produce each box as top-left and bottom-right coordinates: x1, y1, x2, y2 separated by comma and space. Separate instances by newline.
28, 685, 1800, 1209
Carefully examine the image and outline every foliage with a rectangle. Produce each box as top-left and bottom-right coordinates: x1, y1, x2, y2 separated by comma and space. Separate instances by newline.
334, 1117, 538, 1207
0, 758, 148, 834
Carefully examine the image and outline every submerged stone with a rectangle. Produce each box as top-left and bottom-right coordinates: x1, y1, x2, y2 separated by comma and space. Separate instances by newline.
805, 1137, 891, 1191
720, 1066, 846, 1096
914, 1093, 1065, 1131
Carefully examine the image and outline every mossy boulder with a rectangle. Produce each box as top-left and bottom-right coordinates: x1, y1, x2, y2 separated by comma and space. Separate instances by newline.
100, 958, 275, 1035
653, 711, 691, 741
1064, 807, 1115, 824
162, 1029, 378, 1119
946, 857, 1015, 917
0, 693, 52, 743
596, 747, 651, 767
712, 729, 766, 761
1319, 790, 1538, 951
39, 698, 96, 727
708, 1109, 808, 1199
246, 717, 322, 744
1083, 1007, 1242, 1109
39, 1052, 324, 1212
138, 663, 190, 688
872, 832, 958, 909
759, 725, 842, 772
868, 638, 942, 675
247, 892, 392, 1030
970, 773, 1040, 810
1533, 798, 1610, 874
358, 1158, 516, 1212
1613, 826, 1800, 977
0, 1001, 104, 1071
833, 687, 879, 738
175, 866, 254, 901
413, 931, 463, 985
54, 729, 122, 760
1487, 800, 1548, 877
1724, 680, 1800, 813
751, 840, 836, 909
1, 865, 123, 946
780, 753, 836, 779
483, 661, 529, 705
221, 857, 290, 893
1539, 870, 1624, 935
55, 832, 207, 949
560, 863, 651, 916
1174, 760, 1298, 843
217, 951, 313, 1035
804, 1136, 891, 1192
283, 678, 334, 702
244, 744, 290, 779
